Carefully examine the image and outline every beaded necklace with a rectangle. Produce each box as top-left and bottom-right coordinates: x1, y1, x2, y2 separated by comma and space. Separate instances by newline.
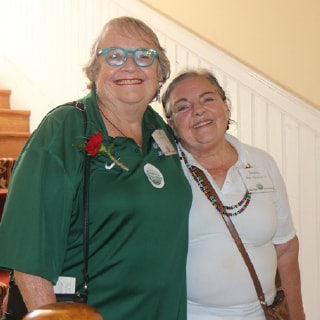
180, 148, 251, 217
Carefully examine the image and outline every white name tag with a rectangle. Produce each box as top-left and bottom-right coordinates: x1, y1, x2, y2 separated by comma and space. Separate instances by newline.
239, 167, 275, 193
152, 129, 177, 156
53, 276, 76, 294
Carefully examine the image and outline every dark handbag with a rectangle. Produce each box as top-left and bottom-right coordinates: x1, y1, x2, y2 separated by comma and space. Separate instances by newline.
3, 102, 90, 320
195, 167, 290, 320
265, 288, 289, 320
262, 271, 289, 320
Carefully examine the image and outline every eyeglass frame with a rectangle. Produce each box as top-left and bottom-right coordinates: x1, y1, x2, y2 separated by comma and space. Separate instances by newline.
97, 47, 159, 67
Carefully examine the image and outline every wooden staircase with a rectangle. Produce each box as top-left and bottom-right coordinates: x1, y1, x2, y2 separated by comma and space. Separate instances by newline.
0, 89, 28, 299
0, 89, 30, 157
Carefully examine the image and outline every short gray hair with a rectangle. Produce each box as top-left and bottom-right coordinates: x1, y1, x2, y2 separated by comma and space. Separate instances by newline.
83, 16, 171, 89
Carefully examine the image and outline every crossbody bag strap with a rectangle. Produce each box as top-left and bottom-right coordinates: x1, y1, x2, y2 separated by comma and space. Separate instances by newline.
70, 101, 90, 297
195, 167, 268, 309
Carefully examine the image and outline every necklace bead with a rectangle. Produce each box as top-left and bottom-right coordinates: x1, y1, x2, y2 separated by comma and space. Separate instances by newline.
180, 148, 251, 217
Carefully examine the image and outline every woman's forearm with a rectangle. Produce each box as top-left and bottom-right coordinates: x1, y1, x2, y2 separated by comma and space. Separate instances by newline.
276, 236, 305, 320
14, 270, 56, 311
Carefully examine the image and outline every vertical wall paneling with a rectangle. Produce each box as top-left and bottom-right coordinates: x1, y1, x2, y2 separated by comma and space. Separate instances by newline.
237, 85, 253, 145
252, 95, 268, 150
0, 0, 319, 317
267, 104, 283, 173
299, 127, 319, 317
199, 58, 212, 71
283, 116, 300, 225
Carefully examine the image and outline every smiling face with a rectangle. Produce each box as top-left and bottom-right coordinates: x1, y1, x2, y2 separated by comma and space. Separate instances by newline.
168, 76, 230, 153
94, 25, 160, 109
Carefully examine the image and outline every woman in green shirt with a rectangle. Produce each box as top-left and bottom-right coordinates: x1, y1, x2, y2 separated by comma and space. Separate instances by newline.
0, 16, 192, 320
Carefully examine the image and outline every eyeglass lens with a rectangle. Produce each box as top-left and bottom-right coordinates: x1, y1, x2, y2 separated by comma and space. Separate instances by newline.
100, 48, 158, 67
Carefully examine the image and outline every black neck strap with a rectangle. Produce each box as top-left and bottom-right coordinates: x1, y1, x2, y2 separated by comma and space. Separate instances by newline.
71, 101, 90, 297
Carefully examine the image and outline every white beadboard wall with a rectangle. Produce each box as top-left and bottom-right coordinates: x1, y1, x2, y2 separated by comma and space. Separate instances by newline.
0, 0, 319, 318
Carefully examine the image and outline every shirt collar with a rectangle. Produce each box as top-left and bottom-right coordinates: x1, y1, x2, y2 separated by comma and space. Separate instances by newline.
178, 133, 255, 169
225, 133, 254, 168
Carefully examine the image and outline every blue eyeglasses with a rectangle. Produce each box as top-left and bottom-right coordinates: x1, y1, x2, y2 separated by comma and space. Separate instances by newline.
97, 47, 159, 67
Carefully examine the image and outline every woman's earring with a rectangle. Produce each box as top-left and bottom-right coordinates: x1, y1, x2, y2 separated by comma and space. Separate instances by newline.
157, 83, 163, 102
151, 84, 162, 103
156, 88, 161, 102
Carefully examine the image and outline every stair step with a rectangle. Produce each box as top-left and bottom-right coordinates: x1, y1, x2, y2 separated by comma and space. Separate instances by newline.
0, 132, 30, 158
0, 89, 11, 109
0, 109, 30, 132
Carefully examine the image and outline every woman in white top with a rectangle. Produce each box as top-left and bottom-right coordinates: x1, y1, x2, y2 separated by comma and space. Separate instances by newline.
162, 69, 305, 319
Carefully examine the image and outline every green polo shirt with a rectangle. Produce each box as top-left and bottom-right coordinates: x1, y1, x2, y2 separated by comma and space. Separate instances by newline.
0, 91, 192, 319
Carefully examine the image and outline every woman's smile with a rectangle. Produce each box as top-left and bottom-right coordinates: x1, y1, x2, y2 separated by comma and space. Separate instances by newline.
114, 78, 143, 85
192, 119, 213, 129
